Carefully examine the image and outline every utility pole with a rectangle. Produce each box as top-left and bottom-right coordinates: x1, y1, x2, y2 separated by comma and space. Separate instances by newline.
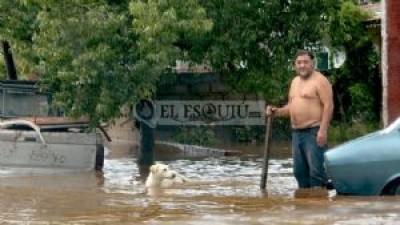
135, 100, 156, 166
137, 121, 155, 166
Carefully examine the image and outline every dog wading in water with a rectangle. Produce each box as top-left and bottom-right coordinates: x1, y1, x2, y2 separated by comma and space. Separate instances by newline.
145, 163, 191, 188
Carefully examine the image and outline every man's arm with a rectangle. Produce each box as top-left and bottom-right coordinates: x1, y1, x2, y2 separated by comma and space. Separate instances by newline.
317, 77, 334, 145
266, 101, 291, 117
274, 104, 290, 117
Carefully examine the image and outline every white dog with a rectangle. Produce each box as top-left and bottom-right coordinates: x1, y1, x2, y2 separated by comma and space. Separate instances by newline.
145, 163, 190, 188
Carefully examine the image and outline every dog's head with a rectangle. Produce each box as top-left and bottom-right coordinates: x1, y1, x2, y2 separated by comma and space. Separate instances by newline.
149, 164, 175, 179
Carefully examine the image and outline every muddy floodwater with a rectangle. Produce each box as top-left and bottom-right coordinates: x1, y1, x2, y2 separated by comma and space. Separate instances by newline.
0, 142, 399, 225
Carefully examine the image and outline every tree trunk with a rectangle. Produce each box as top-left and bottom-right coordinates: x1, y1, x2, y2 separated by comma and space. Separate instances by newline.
1, 40, 18, 80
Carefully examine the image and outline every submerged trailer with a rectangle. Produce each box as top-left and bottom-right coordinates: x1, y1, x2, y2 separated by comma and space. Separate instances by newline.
0, 81, 105, 173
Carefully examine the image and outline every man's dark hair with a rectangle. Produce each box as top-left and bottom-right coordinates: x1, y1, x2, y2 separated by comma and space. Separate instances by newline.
295, 49, 315, 61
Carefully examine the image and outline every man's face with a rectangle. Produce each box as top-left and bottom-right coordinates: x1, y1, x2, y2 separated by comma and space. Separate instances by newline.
295, 54, 314, 78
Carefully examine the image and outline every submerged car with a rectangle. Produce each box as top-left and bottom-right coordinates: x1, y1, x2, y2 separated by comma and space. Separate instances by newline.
324, 117, 400, 196
0, 80, 107, 173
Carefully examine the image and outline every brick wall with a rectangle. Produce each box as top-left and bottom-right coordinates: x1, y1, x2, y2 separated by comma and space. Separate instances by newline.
387, 0, 400, 123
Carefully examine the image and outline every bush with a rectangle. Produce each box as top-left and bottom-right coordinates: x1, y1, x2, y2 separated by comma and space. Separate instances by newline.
171, 126, 216, 146
328, 121, 380, 144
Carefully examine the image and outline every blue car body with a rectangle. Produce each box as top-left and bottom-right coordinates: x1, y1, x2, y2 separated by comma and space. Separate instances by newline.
324, 118, 400, 195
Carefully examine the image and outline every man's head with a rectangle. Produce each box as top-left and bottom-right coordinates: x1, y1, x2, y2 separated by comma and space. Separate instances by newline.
294, 49, 315, 78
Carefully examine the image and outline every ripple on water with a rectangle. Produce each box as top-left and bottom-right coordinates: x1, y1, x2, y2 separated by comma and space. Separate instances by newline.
0, 144, 400, 224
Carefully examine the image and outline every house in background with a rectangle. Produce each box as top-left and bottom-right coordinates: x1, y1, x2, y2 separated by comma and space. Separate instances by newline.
360, 1, 400, 127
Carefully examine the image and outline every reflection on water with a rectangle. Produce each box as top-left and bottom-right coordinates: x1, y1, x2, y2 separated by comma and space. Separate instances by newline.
0, 142, 399, 224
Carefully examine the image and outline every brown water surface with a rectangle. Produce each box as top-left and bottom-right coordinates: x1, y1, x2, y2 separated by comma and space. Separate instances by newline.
0, 142, 399, 224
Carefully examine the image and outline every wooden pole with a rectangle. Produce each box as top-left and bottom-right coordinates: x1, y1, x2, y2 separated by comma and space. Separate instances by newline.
260, 116, 273, 189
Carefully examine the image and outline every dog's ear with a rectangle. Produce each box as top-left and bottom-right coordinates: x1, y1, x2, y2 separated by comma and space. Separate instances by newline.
149, 165, 158, 173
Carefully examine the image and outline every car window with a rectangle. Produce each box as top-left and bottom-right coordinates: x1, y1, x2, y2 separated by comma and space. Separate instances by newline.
380, 117, 400, 134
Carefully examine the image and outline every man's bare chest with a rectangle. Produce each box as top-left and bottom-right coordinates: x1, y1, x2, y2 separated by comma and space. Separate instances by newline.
290, 80, 319, 100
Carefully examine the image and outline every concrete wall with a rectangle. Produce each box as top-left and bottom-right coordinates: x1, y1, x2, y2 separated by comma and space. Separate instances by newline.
107, 117, 138, 144
157, 73, 263, 100
106, 116, 140, 160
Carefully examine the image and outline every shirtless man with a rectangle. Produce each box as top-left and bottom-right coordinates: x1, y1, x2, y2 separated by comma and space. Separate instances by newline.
266, 49, 334, 188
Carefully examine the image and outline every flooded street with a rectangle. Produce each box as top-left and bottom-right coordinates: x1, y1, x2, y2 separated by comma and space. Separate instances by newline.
0, 142, 399, 224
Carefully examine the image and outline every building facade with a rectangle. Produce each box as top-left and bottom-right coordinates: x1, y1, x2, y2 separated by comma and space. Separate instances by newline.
384, 0, 400, 125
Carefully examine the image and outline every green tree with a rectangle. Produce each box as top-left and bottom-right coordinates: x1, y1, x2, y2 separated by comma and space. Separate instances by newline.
327, 2, 380, 123
0, 0, 378, 128
194, 0, 338, 104
0, 0, 211, 125
0, 0, 39, 77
